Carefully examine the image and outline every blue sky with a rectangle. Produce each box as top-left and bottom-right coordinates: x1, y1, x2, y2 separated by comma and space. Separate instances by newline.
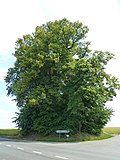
0, 0, 120, 128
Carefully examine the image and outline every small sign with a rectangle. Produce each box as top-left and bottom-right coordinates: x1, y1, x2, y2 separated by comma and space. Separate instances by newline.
56, 130, 70, 134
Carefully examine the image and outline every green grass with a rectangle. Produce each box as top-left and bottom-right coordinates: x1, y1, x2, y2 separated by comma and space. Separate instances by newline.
18, 132, 113, 142
0, 129, 19, 137
3, 131, 112, 142
69, 132, 112, 142
103, 127, 120, 135
0, 127, 120, 142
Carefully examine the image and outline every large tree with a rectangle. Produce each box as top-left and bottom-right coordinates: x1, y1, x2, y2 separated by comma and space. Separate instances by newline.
5, 18, 120, 135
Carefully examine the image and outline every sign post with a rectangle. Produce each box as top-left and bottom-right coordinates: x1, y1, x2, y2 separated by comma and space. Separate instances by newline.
56, 130, 70, 139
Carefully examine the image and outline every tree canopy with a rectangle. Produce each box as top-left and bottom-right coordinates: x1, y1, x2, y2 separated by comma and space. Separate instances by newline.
5, 18, 120, 135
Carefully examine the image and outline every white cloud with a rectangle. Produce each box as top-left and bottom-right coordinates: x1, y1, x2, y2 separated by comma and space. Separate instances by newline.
0, 68, 7, 81
106, 91, 120, 127
0, 96, 18, 128
0, 108, 10, 116
0, 96, 17, 111
0, 108, 16, 128
0, 0, 45, 52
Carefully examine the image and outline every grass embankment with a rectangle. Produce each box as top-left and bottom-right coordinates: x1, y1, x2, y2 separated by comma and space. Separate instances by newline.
0, 127, 119, 142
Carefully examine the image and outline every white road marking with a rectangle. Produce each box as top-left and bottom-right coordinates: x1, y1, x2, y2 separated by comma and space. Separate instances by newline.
6, 145, 11, 147
17, 147, 24, 150
0, 143, 2, 145
55, 155, 69, 159
33, 151, 42, 154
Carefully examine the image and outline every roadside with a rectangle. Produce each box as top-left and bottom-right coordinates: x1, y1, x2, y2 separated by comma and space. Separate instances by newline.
1, 127, 120, 142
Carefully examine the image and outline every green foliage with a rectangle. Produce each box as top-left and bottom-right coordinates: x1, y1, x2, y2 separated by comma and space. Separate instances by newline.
5, 18, 120, 136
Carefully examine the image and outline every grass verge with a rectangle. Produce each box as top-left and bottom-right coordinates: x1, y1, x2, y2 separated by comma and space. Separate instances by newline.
0, 127, 119, 142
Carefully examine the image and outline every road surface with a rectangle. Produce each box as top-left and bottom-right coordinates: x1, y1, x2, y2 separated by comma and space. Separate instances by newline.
0, 135, 120, 160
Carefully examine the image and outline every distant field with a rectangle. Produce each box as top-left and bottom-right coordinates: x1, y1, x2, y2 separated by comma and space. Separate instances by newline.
103, 127, 120, 134
0, 129, 19, 137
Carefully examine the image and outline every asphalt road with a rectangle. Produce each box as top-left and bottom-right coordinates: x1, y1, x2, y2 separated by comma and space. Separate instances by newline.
0, 136, 120, 160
